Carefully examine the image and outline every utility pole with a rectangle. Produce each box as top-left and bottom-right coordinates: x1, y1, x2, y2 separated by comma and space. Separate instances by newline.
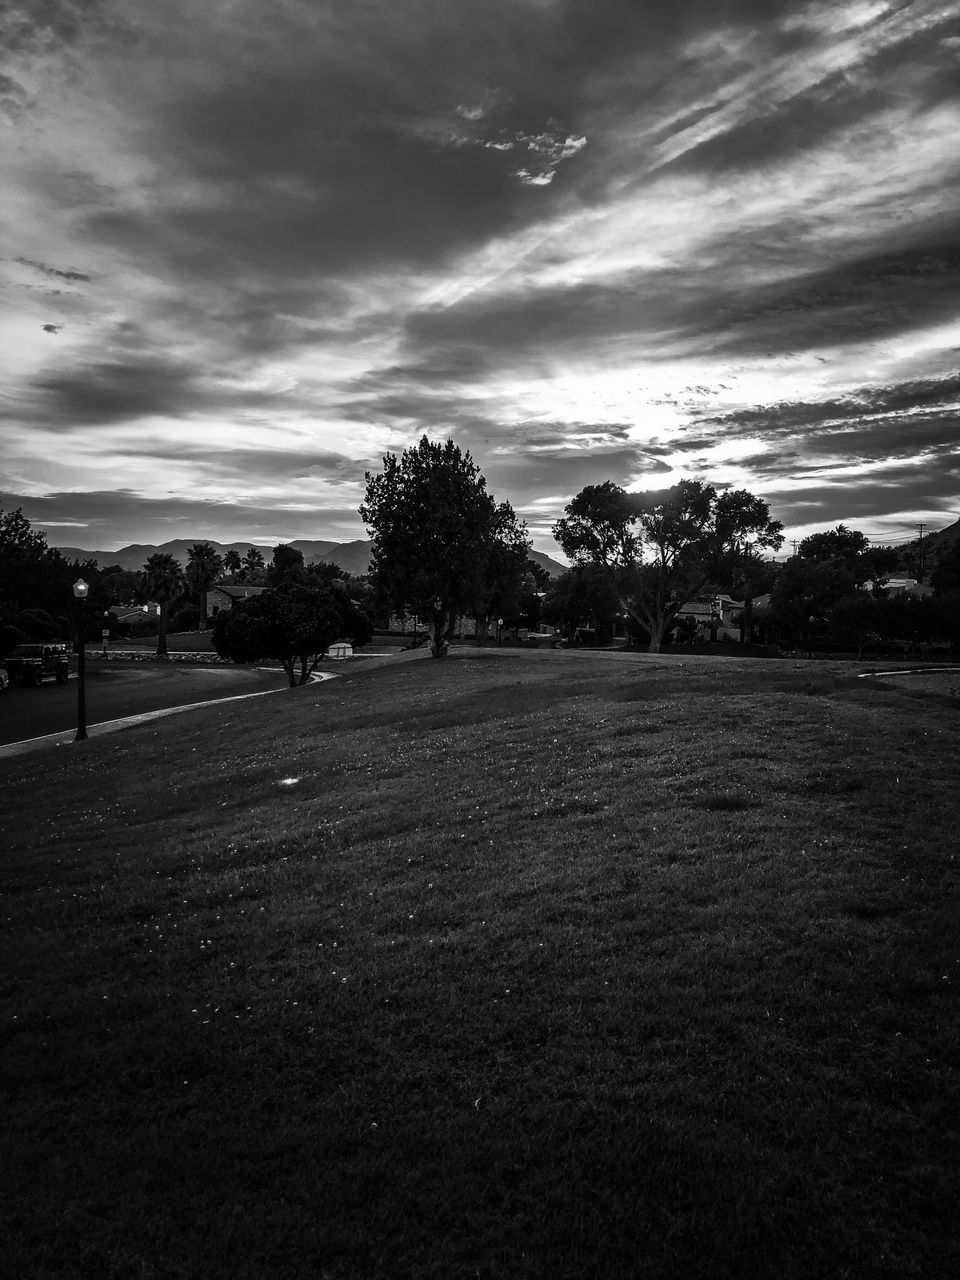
917, 523, 926, 582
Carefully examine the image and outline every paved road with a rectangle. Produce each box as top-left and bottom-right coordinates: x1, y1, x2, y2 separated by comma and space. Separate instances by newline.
0, 660, 291, 748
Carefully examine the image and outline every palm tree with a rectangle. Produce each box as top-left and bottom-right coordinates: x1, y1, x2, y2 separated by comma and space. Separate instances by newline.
141, 553, 186, 657
240, 546, 265, 583
223, 549, 242, 582
186, 542, 224, 628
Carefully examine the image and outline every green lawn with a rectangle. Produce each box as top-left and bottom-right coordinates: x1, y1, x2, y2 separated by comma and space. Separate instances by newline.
3, 650, 959, 1279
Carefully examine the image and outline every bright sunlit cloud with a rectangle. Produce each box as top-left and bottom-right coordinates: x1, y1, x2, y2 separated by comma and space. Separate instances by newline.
1, 0, 958, 553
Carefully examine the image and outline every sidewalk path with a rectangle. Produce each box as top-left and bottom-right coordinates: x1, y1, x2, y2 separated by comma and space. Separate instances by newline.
0, 646, 431, 760
0, 672, 336, 759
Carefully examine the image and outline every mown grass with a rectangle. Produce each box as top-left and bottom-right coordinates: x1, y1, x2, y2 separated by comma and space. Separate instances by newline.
3, 650, 959, 1279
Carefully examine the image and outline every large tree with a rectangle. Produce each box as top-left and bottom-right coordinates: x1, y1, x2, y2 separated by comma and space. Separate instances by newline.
798, 523, 899, 591
472, 511, 533, 644
266, 543, 306, 588
553, 480, 783, 652
0, 507, 73, 623
769, 555, 858, 648
212, 584, 371, 685
140, 553, 186, 656
185, 542, 224, 628
711, 489, 785, 641
360, 436, 529, 657
542, 563, 622, 644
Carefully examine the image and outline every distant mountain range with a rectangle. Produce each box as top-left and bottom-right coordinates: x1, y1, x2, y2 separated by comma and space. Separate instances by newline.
52, 537, 569, 579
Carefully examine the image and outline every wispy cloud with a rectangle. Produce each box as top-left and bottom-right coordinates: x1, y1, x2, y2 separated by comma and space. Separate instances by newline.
1, 0, 958, 550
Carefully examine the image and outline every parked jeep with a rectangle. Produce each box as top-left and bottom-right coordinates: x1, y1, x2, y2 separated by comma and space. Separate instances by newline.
3, 643, 70, 687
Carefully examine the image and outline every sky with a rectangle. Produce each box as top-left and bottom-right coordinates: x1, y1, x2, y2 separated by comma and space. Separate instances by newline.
1, 0, 958, 556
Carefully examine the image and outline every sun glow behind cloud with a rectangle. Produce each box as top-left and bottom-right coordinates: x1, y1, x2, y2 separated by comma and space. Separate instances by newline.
0, 0, 958, 550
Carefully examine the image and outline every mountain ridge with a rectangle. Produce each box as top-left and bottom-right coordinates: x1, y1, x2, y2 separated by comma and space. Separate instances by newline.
51, 537, 569, 579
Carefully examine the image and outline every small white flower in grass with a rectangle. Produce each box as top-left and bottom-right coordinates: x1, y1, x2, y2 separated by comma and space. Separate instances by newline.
279, 777, 300, 786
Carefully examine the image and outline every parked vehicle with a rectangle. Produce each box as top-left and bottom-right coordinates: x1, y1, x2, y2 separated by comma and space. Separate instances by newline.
0, 665, 8, 693
3, 643, 70, 687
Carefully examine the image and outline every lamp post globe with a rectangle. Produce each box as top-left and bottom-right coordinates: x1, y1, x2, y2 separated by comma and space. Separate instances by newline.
72, 579, 89, 741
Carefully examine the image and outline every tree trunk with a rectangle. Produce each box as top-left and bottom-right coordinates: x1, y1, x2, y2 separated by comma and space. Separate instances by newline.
430, 607, 447, 658
199, 588, 208, 630
741, 581, 754, 644
156, 603, 168, 656
475, 617, 490, 646
647, 619, 667, 653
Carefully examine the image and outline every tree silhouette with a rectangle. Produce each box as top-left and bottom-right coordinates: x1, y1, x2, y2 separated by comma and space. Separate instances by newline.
213, 584, 371, 685
185, 543, 224, 628
223, 549, 242, 582
240, 547, 266, 582
140, 553, 186, 656
554, 480, 783, 652
361, 436, 528, 657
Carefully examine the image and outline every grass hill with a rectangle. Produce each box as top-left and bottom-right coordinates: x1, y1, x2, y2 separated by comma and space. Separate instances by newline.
3, 649, 958, 1278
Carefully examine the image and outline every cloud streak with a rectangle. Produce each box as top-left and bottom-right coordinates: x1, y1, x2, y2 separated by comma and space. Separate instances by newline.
1, 0, 958, 551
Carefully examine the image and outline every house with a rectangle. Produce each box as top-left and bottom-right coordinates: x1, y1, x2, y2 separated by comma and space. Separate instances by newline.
207, 585, 266, 615
676, 593, 743, 641
866, 578, 930, 597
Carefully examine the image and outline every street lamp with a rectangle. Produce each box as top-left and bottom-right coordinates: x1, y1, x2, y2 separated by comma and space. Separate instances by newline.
497, 617, 504, 647
73, 579, 89, 741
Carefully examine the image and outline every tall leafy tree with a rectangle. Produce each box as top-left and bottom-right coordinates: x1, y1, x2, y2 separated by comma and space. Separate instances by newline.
140, 553, 186, 656
360, 436, 529, 657
553, 479, 783, 652
185, 542, 224, 628
712, 489, 785, 640
798, 523, 898, 592
0, 507, 72, 623
472, 509, 533, 644
266, 543, 306, 587
798, 524, 869, 565
769, 556, 858, 648
542, 563, 621, 644
96, 565, 141, 607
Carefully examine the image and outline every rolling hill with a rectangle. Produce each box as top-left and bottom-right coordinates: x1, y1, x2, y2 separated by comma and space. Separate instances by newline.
53, 537, 569, 579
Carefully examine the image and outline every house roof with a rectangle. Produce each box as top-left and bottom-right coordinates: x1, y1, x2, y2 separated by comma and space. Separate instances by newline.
212, 585, 266, 599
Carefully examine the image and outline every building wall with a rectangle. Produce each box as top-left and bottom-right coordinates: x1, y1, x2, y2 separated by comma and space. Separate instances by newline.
208, 586, 265, 615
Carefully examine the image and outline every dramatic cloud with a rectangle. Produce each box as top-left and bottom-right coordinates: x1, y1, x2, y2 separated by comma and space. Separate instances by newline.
1, 0, 958, 553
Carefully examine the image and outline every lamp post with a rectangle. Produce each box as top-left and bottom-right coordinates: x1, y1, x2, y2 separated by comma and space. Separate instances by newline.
73, 579, 89, 741
497, 617, 504, 647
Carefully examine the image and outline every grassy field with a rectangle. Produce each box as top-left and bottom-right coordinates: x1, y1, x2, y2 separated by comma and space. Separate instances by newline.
3, 650, 959, 1279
